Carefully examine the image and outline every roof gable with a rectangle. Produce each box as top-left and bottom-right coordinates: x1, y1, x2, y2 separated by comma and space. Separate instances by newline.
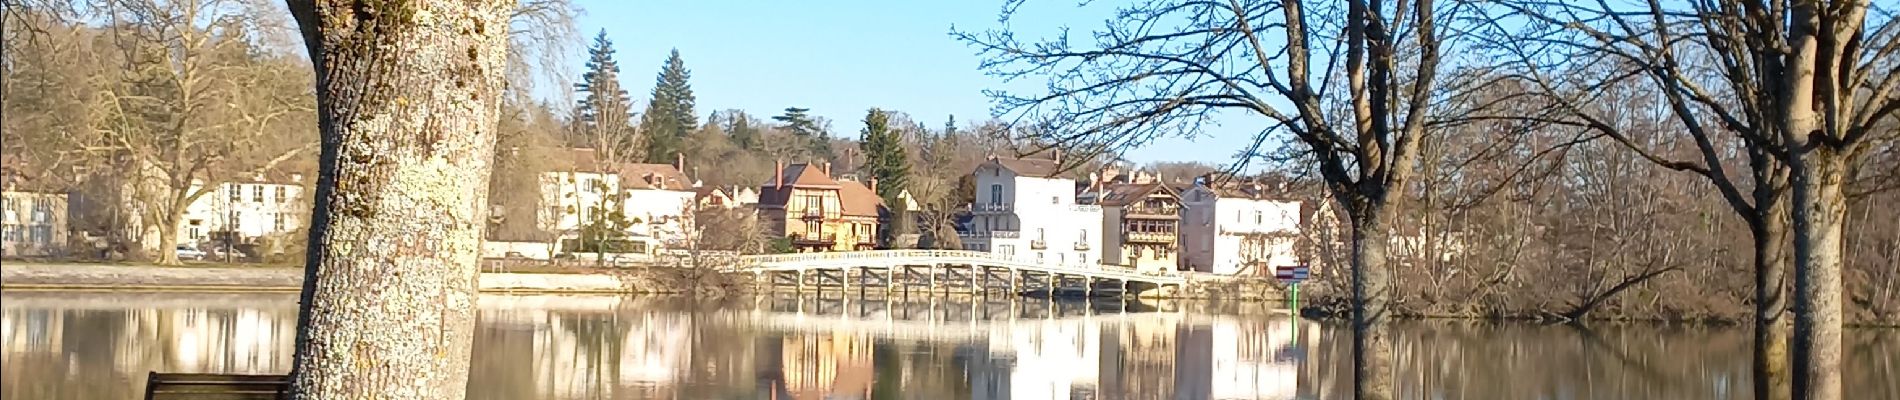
837, 180, 884, 217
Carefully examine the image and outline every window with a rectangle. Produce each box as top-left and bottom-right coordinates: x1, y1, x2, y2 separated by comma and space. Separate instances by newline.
998, 245, 1015, 256
252, 186, 264, 203
1036, 228, 1045, 240
1079, 253, 1087, 265
1036, 252, 1044, 264
276, 187, 288, 203
1057, 253, 1065, 264
1254, 211, 1262, 224
989, 184, 1004, 204
229, 185, 242, 202
1079, 229, 1087, 243
274, 213, 286, 231
805, 221, 821, 236
1050, 196, 1059, 204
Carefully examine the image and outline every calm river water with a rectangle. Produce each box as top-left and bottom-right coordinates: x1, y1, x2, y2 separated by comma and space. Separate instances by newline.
2, 291, 1895, 399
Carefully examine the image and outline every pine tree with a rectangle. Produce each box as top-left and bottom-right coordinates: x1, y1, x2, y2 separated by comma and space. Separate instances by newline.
774, 106, 831, 158
639, 48, 697, 163
724, 109, 760, 150
858, 108, 910, 202
574, 31, 636, 161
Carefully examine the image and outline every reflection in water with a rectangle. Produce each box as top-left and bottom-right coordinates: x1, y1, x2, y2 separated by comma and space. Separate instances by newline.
4, 291, 1897, 399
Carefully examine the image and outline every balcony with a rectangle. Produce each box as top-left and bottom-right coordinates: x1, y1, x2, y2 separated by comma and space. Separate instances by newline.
790, 233, 836, 246
1124, 205, 1180, 218
1124, 231, 1176, 244
958, 230, 1021, 240
801, 207, 825, 220
1074, 241, 1091, 251
1030, 239, 1047, 250
967, 203, 1013, 214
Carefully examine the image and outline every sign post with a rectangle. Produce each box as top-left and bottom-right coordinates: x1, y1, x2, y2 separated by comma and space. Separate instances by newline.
1275, 265, 1309, 342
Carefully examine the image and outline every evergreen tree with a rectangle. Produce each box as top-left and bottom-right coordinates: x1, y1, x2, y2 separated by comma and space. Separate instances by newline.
639, 48, 697, 163
573, 30, 636, 161
858, 108, 910, 202
774, 106, 831, 158
724, 109, 760, 150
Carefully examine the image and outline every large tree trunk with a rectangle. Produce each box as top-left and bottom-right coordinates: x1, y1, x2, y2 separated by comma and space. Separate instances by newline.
1789, 150, 1847, 400
1752, 196, 1791, 400
1348, 201, 1396, 400
153, 208, 184, 265
284, 1, 511, 399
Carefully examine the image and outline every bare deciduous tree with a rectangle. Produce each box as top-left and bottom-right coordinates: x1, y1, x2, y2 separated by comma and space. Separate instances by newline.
91, 0, 315, 265
1489, 1, 1898, 398
954, 0, 1466, 398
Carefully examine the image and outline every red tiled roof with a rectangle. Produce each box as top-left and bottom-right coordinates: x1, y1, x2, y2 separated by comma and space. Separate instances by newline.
758, 163, 842, 207
616, 163, 691, 190
837, 180, 884, 217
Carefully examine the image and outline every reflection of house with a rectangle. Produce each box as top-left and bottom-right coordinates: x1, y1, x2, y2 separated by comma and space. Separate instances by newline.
1090, 183, 1182, 273
757, 162, 883, 251
775, 332, 875, 400
1209, 318, 1298, 399
961, 154, 1103, 267
534, 312, 692, 398
176, 171, 308, 249
1180, 181, 1303, 276
1005, 319, 1101, 400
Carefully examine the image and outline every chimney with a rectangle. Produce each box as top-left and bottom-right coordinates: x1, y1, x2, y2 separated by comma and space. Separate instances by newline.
1053, 149, 1063, 165
775, 159, 785, 189
675, 152, 685, 172
869, 177, 878, 194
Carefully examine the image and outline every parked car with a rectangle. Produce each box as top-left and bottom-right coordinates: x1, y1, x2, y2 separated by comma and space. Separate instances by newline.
175, 246, 207, 261
205, 246, 250, 261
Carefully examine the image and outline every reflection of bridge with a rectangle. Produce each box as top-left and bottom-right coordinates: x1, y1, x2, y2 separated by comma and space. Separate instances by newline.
713, 295, 1248, 344
734, 250, 1192, 295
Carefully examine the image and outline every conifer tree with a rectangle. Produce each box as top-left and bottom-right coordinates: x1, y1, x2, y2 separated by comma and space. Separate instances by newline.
858, 108, 909, 202
640, 48, 697, 163
774, 106, 831, 158
574, 30, 636, 161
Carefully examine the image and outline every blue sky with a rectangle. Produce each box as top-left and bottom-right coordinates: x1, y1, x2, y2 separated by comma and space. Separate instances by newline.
562, 0, 1242, 166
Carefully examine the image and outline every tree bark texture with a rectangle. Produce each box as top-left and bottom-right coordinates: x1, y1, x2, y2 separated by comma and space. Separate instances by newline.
284, 1, 511, 399
1348, 202, 1396, 400
1789, 150, 1847, 400
1752, 196, 1791, 400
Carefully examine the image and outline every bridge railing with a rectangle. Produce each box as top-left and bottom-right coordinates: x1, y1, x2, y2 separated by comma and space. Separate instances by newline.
736, 250, 1188, 279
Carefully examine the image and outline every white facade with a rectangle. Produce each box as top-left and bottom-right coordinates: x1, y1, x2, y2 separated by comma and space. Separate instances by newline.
177, 177, 308, 248
535, 171, 697, 251
1, 191, 68, 257
962, 161, 1102, 267
1180, 186, 1303, 276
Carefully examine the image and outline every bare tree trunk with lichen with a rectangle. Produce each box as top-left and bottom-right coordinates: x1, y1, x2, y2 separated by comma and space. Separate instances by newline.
283, 0, 511, 398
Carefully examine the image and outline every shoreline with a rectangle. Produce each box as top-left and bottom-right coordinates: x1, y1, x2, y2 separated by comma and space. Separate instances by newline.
0, 263, 689, 295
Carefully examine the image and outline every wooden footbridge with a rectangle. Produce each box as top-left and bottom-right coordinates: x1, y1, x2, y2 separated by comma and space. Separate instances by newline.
732, 250, 1191, 296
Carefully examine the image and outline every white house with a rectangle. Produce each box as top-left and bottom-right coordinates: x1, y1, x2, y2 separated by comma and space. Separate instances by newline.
1180, 182, 1303, 276
176, 171, 308, 249
1, 189, 69, 257
533, 149, 698, 255
961, 155, 1102, 267
1, 162, 70, 257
